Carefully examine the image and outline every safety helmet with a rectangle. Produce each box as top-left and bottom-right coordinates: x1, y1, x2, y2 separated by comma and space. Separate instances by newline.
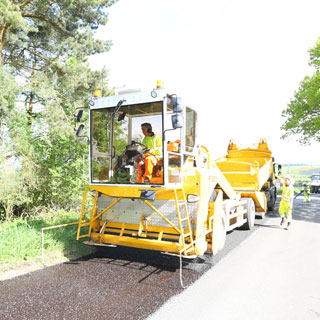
284, 175, 294, 185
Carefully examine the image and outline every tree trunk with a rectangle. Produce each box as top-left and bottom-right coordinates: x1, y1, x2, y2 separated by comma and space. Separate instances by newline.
0, 21, 7, 64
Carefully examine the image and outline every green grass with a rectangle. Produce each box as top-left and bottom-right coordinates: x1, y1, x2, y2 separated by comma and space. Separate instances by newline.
278, 165, 320, 191
0, 210, 94, 267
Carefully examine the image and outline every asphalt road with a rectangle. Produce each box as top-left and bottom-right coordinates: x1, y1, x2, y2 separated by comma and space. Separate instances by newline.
1, 195, 319, 320
149, 194, 320, 320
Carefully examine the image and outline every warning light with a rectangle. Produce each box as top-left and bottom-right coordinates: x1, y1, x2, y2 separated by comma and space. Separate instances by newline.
94, 89, 102, 97
156, 80, 164, 89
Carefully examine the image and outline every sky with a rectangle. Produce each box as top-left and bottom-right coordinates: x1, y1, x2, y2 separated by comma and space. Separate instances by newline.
89, 0, 320, 164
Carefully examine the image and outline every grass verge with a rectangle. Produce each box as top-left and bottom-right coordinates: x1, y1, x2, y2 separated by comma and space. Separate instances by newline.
0, 209, 95, 280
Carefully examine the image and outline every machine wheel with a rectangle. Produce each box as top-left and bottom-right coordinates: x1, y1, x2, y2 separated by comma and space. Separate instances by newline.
211, 213, 227, 255
267, 191, 275, 212
241, 198, 255, 230
266, 185, 276, 212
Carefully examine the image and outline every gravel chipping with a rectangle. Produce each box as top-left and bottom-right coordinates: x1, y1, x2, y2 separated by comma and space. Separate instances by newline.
1, 206, 269, 320
0, 246, 218, 320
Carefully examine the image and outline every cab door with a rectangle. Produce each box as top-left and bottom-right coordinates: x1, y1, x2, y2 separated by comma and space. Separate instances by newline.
90, 108, 115, 183
164, 96, 184, 186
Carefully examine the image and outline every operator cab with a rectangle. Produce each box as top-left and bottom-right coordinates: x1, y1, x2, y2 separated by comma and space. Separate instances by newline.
89, 88, 198, 186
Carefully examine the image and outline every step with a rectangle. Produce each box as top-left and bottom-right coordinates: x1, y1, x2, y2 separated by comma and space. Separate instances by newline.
181, 232, 191, 238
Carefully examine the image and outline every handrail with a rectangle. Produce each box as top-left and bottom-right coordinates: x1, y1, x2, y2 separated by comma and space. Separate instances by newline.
41, 221, 84, 266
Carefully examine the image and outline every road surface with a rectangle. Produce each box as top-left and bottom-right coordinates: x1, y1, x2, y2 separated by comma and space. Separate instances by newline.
1, 195, 319, 319
149, 194, 320, 320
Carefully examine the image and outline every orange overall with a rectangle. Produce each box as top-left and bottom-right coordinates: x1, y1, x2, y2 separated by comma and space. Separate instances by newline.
136, 134, 162, 183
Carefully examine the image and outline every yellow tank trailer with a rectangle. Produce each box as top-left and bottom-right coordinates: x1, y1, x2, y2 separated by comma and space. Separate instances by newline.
74, 86, 279, 258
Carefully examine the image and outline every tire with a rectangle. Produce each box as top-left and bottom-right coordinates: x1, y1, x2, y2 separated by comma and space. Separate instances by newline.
211, 213, 227, 255
241, 198, 255, 230
266, 185, 276, 212
267, 191, 275, 212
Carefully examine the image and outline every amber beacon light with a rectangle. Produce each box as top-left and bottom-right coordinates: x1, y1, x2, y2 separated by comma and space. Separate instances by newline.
156, 80, 164, 88
94, 89, 102, 97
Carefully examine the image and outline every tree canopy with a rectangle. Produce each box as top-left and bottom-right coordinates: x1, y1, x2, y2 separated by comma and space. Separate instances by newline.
0, 0, 117, 220
0, 0, 116, 118
281, 37, 320, 144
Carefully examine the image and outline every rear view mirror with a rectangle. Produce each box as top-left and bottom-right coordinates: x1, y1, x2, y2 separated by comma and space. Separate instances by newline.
76, 124, 84, 137
172, 96, 183, 113
171, 114, 183, 129
187, 194, 200, 203
118, 112, 126, 121
76, 110, 83, 122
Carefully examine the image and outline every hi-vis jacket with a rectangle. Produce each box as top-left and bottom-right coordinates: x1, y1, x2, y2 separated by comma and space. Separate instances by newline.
281, 185, 294, 203
304, 185, 311, 194
279, 178, 294, 207
142, 134, 162, 157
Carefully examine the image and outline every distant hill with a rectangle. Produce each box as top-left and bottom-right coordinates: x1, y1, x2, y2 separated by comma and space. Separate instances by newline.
281, 164, 320, 177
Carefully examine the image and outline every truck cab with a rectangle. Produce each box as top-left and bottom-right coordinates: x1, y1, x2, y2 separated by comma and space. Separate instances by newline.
88, 87, 198, 187
310, 174, 320, 193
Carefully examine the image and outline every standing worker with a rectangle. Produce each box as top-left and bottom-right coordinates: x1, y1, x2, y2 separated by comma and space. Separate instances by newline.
276, 175, 294, 230
303, 184, 311, 202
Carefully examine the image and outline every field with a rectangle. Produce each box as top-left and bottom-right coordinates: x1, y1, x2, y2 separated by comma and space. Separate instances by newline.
279, 164, 320, 191
281, 164, 320, 177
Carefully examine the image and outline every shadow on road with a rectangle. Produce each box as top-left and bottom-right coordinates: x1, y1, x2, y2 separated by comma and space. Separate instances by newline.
291, 195, 320, 224
259, 195, 320, 227
60, 196, 320, 290
64, 244, 214, 287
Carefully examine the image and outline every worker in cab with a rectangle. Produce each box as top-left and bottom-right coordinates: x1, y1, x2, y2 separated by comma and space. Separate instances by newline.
303, 184, 311, 202
276, 175, 294, 230
136, 123, 162, 184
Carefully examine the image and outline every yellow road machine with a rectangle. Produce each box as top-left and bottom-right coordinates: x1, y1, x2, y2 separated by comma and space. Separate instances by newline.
75, 85, 279, 257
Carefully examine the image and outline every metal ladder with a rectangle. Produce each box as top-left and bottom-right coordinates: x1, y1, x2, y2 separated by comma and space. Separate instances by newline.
173, 188, 194, 255
77, 186, 99, 240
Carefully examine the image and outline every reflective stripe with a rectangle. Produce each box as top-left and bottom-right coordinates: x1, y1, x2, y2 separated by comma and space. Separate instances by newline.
281, 185, 293, 202
142, 134, 162, 156
153, 135, 161, 154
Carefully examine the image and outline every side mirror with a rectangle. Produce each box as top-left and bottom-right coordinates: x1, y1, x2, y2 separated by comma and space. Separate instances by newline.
187, 194, 200, 203
76, 124, 84, 137
76, 110, 83, 122
172, 96, 183, 113
171, 114, 183, 129
118, 112, 126, 121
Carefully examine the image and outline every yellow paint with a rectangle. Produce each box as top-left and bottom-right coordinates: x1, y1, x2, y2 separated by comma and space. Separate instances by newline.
76, 138, 276, 257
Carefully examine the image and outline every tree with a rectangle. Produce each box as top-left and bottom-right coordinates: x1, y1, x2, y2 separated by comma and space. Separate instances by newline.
0, 1, 116, 214
0, 64, 18, 127
281, 37, 320, 144
0, 0, 116, 121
